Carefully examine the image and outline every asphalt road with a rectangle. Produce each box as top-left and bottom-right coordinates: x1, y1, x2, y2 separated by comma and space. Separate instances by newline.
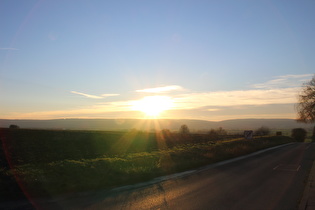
11, 142, 315, 210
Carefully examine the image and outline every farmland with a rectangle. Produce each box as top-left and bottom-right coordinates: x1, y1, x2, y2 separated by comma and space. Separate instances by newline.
0, 128, 294, 200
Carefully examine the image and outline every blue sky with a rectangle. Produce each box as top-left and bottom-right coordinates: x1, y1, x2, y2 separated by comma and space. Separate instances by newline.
0, 0, 314, 121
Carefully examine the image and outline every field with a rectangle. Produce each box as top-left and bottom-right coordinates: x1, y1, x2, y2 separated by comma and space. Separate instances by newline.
0, 128, 294, 200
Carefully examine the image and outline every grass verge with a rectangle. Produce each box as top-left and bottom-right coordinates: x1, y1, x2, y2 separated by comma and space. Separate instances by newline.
1, 134, 293, 197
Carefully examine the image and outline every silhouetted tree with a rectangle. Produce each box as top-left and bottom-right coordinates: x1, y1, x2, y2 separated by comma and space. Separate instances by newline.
9, 124, 19, 129
208, 127, 227, 140
291, 128, 307, 142
161, 129, 171, 136
208, 129, 217, 138
179, 124, 190, 134
254, 126, 270, 136
216, 127, 227, 135
296, 75, 315, 141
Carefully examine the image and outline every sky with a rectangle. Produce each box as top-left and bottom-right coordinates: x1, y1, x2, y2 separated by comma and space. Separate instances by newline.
0, 0, 314, 121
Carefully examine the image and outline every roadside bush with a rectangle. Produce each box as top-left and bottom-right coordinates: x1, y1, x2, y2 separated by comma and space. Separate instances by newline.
9, 124, 19, 129
291, 128, 307, 142
208, 127, 227, 140
254, 126, 270, 136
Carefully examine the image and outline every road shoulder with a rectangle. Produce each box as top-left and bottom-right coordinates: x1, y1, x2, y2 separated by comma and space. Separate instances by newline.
299, 143, 315, 210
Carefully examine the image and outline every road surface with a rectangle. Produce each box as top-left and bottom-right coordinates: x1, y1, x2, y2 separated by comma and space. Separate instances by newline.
11, 143, 315, 210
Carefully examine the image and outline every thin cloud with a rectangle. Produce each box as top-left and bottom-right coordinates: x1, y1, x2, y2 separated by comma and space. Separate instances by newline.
71, 91, 103, 99
205, 113, 296, 121
71, 91, 119, 99
207, 109, 221, 112
252, 74, 313, 89
0, 48, 19, 50
101, 94, 120, 97
281, 74, 314, 79
10, 76, 304, 120
9, 101, 133, 119
172, 87, 299, 110
136, 85, 184, 93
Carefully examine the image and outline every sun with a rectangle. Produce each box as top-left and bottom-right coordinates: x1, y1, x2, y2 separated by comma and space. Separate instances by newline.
131, 96, 173, 118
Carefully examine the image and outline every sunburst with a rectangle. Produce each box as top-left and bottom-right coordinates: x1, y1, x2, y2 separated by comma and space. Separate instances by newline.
131, 96, 173, 118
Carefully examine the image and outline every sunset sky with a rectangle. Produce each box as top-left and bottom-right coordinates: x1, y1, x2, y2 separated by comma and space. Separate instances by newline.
1, 0, 314, 121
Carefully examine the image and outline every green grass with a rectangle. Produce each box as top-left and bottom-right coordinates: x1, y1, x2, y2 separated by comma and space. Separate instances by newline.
0, 128, 294, 197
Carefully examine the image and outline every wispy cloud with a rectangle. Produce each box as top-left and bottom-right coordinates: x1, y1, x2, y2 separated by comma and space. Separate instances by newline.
72, 81, 302, 116
101, 94, 120, 97
252, 74, 313, 89
136, 85, 184, 93
207, 109, 221, 112
71, 91, 103, 99
0, 48, 19, 50
7, 75, 307, 120
8, 101, 133, 119
172, 87, 299, 110
204, 113, 296, 121
71, 91, 119, 99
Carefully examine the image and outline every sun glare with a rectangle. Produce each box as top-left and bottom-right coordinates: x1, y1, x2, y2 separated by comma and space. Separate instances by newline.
131, 96, 173, 118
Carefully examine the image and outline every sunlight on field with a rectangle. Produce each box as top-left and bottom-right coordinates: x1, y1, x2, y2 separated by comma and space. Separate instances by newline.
0, 128, 295, 200
131, 96, 173, 118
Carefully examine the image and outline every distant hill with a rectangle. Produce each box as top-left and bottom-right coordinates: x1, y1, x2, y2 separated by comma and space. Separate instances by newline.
0, 118, 313, 132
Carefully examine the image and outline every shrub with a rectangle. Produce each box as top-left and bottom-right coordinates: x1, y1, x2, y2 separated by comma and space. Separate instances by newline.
9, 124, 20, 129
208, 127, 227, 140
291, 128, 307, 142
254, 126, 270, 136
276, 131, 282, 136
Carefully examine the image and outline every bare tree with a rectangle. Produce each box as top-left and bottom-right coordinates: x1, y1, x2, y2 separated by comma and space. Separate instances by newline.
296, 75, 315, 140
179, 124, 190, 135
208, 127, 227, 139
